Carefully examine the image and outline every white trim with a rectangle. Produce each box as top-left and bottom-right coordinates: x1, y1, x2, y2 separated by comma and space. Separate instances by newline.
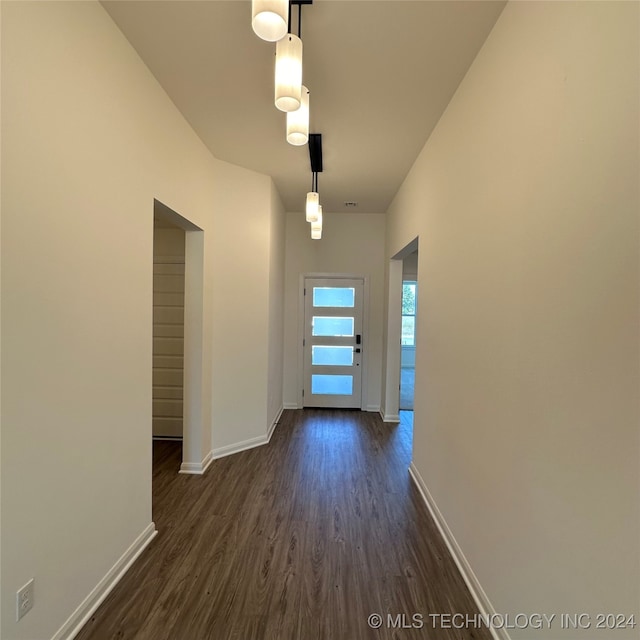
179, 450, 213, 475
360, 276, 371, 411
267, 406, 284, 441
380, 409, 400, 423
212, 410, 283, 460
408, 463, 509, 640
300, 273, 369, 410
53, 523, 157, 640
296, 275, 305, 408
366, 404, 380, 413
182, 228, 207, 474
154, 202, 209, 478
283, 402, 299, 410
383, 258, 403, 421
383, 239, 419, 431
179, 407, 284, 472
212, 435, 269, 460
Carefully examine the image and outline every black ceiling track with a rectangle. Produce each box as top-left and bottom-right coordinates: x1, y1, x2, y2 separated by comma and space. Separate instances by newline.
309, 134, 323, 173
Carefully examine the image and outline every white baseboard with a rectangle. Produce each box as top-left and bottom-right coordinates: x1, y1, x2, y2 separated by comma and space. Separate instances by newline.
179, 450, 214, 475
212, 407, 283, 460
366, 404, 381, 413
283, 402, 299, 410
267, 406, 284, 441
408, 463, 509, 640
53, 523, 157, 640
379, 408, 400, 423
212, 434, 269, 459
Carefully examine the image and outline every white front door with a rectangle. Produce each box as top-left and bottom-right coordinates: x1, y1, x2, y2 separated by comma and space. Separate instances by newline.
303, 277, 364, 408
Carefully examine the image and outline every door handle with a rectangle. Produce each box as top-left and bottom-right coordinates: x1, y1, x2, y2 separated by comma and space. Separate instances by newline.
356, 334, 361, 345
354, 348, 361, 353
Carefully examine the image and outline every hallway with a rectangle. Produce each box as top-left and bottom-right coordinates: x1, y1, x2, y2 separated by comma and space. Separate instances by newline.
76, 410, 489, 640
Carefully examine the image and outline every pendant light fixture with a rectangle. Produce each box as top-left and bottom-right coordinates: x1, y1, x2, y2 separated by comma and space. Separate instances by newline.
306, 192, 319, 222
275, 34, 302, 111
311, 205, 322, 239
274, 1, 309, 112
287, 86, 309, 145
306, 171, 319, 222
251, 3, 324, 236
252, 0, 289, 42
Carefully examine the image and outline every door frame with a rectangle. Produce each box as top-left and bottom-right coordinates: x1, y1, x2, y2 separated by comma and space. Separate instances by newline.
296, 272, 371, 410
382, 237, 419, 422
153, 200, 209, 474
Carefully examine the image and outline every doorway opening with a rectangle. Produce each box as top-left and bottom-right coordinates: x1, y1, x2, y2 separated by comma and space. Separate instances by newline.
400, 250, 418, 442
400, 251, 418, 412
383, 238, 418, 427
153, 200, 207, 475
400, 281, 417, 411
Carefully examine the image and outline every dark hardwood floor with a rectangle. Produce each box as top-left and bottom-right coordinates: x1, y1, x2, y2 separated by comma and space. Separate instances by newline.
76, 409, 491, 640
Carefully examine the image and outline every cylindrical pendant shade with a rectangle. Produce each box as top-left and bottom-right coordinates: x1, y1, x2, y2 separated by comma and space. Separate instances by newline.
252, 0, 288, 42
287, 86, 309, 146
306, 191, 319, 222
311, 207, 323, 239
275, 34, 303, 112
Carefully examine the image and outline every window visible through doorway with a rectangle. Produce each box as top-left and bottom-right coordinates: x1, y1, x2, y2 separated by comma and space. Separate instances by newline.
401, 281, 417, 346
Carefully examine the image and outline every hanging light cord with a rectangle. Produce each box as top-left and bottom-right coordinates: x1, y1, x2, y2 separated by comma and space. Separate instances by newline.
286, 2, 303, 38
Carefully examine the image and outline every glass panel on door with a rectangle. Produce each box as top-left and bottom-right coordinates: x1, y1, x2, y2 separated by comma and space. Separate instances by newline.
312, 316, 354, 337
311, 345, 354, 366
311, 374, 354, 395
312, 287, 355, 308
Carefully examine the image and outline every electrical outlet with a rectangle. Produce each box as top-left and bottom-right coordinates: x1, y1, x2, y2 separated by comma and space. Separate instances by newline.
16, 578, 34, 621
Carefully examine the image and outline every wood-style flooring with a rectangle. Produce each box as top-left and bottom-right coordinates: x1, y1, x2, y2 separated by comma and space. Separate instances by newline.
76, 409, 491, 640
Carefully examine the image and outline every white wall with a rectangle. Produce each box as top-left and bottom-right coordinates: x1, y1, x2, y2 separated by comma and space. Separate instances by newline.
0, 3, 4, 633
209, 161, 277, 454
386, 2, 639, 637
1, 2, 284, 638
283, 212, 386, 411
267, 184, 286, 432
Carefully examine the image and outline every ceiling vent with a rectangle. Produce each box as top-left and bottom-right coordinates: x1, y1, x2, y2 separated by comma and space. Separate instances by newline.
344, 201, 359, 208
